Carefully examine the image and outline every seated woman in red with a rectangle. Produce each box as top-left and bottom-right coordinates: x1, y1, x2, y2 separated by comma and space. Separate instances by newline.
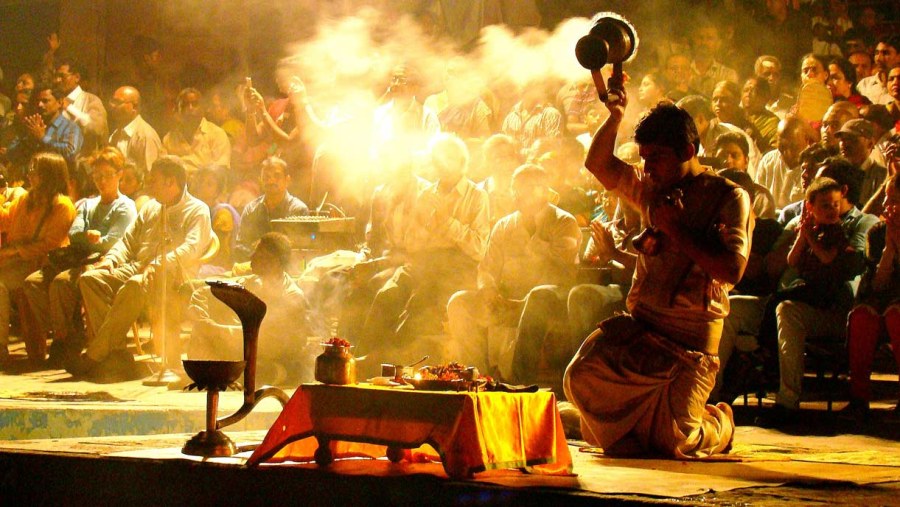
847, 174, 900, 419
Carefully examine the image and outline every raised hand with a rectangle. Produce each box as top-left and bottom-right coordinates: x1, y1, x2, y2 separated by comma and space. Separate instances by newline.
591, 68, 627, 119
23, 114, 46, 139
885, 204, 900, 250
885, 142, 898, 177
590, 220, 618, 259
245, 87, 265, 113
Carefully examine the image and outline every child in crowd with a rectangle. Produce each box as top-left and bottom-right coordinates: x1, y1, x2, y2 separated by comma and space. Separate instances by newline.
118, 161, 149, 211
190, 166, 239, 274
756, 177, 857, 380
785, 177, 852, 304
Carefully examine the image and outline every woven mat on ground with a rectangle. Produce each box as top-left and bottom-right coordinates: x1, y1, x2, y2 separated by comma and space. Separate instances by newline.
9, 426, 899, 499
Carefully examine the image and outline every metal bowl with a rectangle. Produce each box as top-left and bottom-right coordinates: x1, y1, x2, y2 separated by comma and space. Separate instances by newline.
182, 360, 246, 391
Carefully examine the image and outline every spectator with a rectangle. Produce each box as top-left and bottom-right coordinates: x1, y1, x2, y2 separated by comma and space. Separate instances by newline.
233, 156, 308, 263
754, 55, 794, 119
845, 174, 900, 420
0, 73, 35, 163
566, 204, 639, 353
887, 66, 900, 125
447, 164, 580, 382
820, 100, 860, 149
664, 53, 700, 103
689, 20, 739, 98
796, 53, 834, 123
372, 64, 439, 155
712, 81, 751, 132
23, 147, 136, 366
757, 116, 819, 210
188, 232, 311, 386
39, 32, 59, 85
835, 118, 887, 207
129, 35, 171, 134
358, 134, 489, 370
6, 82, 83, 170
70, 156, 212, 380
828, 57, 871, 108
848, 50, 874, 82
801, 55, 829, 85
558, 76, 604, 138
54, 57, 108, 155
678, 95, 760, 177
190, 166, 239, 274
711, 169, 784, 403
0, 152, 76, 365
118, 160, 150, 211
478, 134, 522, 224
843, 6, 878, 54
107, 86, 161, 175
861, 104, 896, 170
758, 172, 877, 425
423, 58, 492, 140
243, 74, 315, 200
858, 35, 900, 105
206, 87, 244, 142
337, 144, 427, 344
749, 0, 810, 79
741, 77, 781, 154
715, 133, 776, 219
501, 84, 562, 149
162, 88, 231, 175
778, 143, 838, 226
636, 71, 670, 112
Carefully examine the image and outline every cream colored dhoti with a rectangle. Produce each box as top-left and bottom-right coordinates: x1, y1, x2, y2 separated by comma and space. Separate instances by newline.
563, 315, 734, 458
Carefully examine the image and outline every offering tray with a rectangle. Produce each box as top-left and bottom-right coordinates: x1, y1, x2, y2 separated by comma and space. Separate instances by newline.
405, 377, 487, 392
403, 363, 486, 392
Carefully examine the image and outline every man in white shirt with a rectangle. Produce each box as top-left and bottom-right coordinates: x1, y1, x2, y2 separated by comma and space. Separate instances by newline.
54, 58, 108, 154
857, 35, 900, 105
108, 86, 161, 174
756, 117, 819, 209
689, 22, 739, 98
68, 156, 212, 381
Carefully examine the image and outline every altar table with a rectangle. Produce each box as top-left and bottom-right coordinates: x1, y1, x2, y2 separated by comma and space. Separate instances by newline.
246, 384, 572, 478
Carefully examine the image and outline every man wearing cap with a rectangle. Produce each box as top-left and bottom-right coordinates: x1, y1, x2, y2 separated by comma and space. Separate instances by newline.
836, 118, 887, 207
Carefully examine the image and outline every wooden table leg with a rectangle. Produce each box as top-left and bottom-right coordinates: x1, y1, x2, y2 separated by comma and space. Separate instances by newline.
386, 446, 403, 463
313, 436, 333, 466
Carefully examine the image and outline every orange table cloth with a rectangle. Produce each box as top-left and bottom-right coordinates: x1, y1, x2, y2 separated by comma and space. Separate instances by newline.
246, 384, 572, 478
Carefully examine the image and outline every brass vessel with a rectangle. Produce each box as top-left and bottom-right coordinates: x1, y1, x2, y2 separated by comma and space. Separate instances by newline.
315, 345, 357, 385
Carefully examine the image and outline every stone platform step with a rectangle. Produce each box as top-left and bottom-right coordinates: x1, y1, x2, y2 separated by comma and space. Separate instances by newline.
0, 356, 287, 440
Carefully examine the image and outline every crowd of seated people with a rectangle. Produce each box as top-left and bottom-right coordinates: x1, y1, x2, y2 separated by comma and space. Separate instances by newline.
0, 2, 897, 427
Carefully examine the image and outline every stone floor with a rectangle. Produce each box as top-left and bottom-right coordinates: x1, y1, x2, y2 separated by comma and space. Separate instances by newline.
1, 336, 900, 505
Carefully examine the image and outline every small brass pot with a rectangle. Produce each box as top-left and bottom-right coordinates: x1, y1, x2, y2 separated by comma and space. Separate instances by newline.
315, 345, 357, 385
